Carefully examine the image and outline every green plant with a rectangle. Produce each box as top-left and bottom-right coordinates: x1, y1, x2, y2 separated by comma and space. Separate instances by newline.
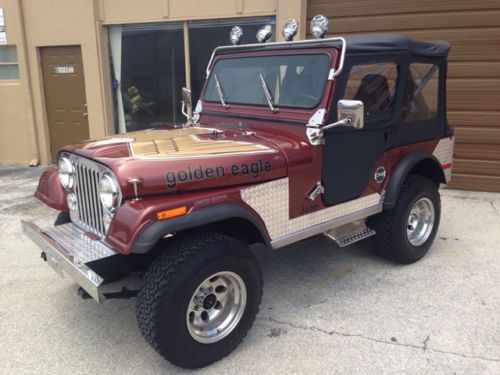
123, 86, 154, 115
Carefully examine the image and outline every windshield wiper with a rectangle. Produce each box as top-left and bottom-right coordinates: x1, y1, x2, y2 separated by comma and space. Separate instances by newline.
214, 73, 228, 108
259, 73, 277, 113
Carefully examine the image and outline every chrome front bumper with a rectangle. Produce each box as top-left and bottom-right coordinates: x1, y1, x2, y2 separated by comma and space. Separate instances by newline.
21, 221, 118, 302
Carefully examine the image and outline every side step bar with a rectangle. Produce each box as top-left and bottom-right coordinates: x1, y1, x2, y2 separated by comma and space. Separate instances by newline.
324, 220, 375, 247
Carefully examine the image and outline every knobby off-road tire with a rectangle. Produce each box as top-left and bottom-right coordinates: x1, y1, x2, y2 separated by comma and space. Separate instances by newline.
368, 175, 441, 264
136, 232, 263, 369
54, 211, 71, 226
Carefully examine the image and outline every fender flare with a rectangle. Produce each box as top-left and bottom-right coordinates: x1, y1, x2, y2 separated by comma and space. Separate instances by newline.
131, 202, 271, 254
383, 150, 445, 210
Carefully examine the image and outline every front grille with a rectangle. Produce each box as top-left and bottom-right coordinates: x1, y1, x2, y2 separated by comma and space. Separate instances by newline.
72, 156, 107, 237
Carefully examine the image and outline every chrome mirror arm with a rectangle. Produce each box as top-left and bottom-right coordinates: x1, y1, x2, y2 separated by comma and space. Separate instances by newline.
306, 118, 351, 145
181, 100, 193, 126
321, 118, 352, 131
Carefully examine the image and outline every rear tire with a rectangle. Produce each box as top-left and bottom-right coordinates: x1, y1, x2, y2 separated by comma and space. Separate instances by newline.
136, 232, 263, 369
368, 175, 441, 264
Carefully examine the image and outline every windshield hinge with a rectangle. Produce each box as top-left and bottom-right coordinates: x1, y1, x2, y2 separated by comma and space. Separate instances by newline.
306, 109, 326, 146
328, 69, 336, 80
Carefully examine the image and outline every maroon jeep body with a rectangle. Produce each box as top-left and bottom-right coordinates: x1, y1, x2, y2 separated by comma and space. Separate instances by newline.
23, 30, 453, 369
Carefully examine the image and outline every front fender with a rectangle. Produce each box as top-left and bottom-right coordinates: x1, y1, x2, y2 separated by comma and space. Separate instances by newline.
130, 202, 271, 254
104, 187, 271, 255
34, 166, 68, 211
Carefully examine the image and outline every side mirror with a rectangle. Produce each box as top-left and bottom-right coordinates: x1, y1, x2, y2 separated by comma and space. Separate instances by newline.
337, 99, 364, 129
306, 99, 365, 145
181, 87, 193, 123
320, 100, 365, 133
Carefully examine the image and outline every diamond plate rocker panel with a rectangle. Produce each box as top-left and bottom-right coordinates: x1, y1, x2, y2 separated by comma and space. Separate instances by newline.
241, 178, 381, 240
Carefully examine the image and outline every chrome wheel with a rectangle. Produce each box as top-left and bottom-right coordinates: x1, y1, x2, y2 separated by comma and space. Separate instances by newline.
186, 271, 247, 344
406, 197, 435, 246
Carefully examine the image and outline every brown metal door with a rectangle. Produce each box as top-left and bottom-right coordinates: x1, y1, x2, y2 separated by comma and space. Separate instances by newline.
41, 46, 89, 162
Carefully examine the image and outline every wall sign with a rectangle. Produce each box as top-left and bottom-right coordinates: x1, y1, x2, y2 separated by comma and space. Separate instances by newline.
0, 9, 6, 45
54, 66, 75, 74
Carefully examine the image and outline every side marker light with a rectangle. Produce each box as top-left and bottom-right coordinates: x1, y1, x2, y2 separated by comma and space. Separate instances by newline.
157, 206, 187, 221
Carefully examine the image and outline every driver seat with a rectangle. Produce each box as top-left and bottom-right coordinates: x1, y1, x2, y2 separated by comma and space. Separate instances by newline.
354, 74, 391, 112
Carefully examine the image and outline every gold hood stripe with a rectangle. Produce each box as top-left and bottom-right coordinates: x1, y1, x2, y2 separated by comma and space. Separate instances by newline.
112, 127, 275, 159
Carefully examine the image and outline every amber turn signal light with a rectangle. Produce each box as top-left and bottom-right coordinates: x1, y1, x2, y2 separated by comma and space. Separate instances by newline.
157, 206, 187, 221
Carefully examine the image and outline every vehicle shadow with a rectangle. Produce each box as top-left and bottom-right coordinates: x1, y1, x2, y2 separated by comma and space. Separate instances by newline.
45, 233, 394, 373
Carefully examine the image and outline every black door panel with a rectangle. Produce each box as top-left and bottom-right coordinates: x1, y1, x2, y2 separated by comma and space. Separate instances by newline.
322, 128, 390, 206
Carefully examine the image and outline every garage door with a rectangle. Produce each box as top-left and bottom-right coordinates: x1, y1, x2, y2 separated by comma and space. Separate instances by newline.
307, 0, 500, 192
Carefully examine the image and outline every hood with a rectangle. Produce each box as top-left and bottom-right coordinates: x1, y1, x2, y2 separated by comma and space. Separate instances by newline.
63, 126, 288, 197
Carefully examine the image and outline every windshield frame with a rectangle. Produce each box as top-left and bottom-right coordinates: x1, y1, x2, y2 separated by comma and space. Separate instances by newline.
203, 51, 333, 111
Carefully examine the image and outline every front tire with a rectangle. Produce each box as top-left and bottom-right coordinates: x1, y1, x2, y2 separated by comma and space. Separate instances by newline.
368, 175, 441, 264
136, 233, 262, 369
54, 211, 70, 226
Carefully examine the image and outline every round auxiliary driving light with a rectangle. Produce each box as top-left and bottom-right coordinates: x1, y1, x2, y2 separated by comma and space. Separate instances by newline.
58, 156, 75, 190
282, 19, 298, 42
230, 26, 243, 45
66, 192, 78, 212
103, 212, 112, 232
256, 25, 272, 43
310, 15, 329, 39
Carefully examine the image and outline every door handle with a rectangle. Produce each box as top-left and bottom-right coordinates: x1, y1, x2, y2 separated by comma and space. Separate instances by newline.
82, 103, 88, 118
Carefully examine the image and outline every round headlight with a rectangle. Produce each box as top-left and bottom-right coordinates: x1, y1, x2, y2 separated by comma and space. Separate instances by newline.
99, 173, 120, 212
58, 157, 75, 190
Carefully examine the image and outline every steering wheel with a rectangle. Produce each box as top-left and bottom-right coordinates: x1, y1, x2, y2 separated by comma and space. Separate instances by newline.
292, 94, 318, 107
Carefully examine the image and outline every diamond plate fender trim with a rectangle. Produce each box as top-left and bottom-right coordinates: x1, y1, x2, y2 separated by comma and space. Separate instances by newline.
432, 136, 454, 182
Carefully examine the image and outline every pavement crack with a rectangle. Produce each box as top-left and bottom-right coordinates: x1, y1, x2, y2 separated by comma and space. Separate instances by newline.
423, 335, 430, 351
260, 316, 500, 363
489, 200, 499, 215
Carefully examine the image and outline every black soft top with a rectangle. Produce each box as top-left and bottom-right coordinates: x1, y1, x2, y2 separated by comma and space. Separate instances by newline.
342, 34, 450, 57
216, 33, 450, 58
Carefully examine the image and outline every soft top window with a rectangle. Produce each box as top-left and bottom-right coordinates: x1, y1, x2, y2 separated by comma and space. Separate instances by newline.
343, 63, 398, 115
402, 63, 439, 122
204, 53, 331, 109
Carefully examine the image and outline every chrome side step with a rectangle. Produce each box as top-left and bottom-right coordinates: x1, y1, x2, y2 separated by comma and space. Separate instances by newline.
323, 220, 375, 247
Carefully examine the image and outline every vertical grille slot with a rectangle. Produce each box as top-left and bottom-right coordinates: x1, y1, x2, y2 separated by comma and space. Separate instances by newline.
72, 156, 107, 238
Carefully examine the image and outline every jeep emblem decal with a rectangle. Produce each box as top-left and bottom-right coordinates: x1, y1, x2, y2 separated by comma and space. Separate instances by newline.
374, 166, 386, 183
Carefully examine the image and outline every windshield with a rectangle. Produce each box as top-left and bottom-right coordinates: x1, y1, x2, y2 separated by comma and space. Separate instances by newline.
204, 53, 331, 109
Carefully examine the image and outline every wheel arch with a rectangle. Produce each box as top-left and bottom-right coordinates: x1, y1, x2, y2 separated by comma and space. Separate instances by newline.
131, 203, 271, 254
384, 150, 445, 210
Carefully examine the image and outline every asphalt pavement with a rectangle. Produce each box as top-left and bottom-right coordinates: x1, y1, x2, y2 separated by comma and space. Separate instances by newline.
0, 164, 499, 374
